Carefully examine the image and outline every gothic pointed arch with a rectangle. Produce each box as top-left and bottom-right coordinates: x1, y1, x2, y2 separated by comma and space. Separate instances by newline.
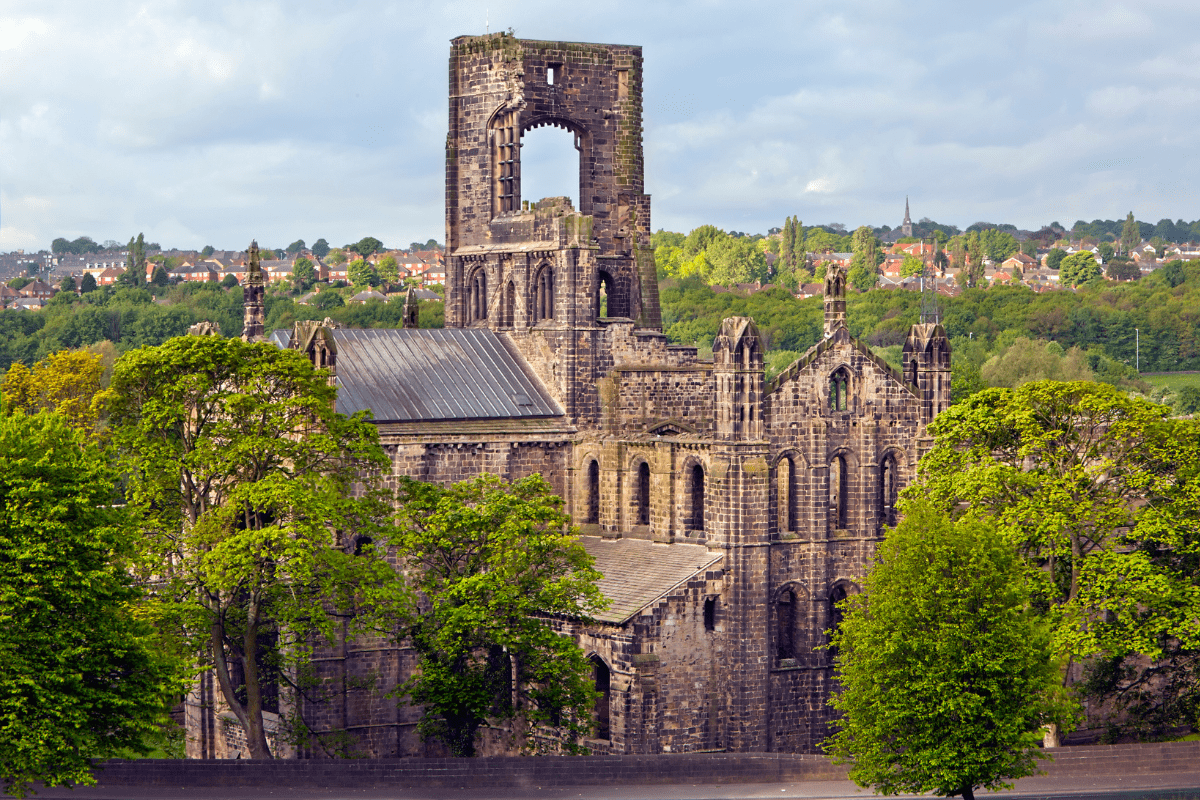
532, 262, 554, 322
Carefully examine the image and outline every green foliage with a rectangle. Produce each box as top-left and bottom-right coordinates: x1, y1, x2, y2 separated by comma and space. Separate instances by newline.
348, 236, 384, 259
848, 226, 882, 291
151, 266, 168, 287
221, 273, 239, 289
0, 411, 185, 797
826, 502, 1064, 800
80, 272, 97, 293
107, 335, 402, 758
392, 474, 606, 757
292, 257, 316, 292
979, 338, 1092, 387
50, 236, 102, 255
201, 245, 215, 257
900, 255, 924, 278
286, 239, 306, 255
916, 382, 1200, 672
1106, 256, 1139, 282
347, 259, 378, 287
1122, 211, 1140, 254
311, 239, 330, 259
1046, 248, 1067, 270
1060, 251, 1101, 286
376, 255, 399, 285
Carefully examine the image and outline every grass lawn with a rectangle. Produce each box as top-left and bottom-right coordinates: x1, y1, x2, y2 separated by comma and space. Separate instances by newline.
1142, 372, 1200, 392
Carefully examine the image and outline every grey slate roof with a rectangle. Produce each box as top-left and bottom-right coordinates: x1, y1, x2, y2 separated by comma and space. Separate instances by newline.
272, 327, 562, 422
579, 536, 723, 624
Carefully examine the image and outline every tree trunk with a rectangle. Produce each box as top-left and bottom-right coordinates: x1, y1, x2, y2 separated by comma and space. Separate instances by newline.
961, 784, 975, 800
242, 600, 273, 759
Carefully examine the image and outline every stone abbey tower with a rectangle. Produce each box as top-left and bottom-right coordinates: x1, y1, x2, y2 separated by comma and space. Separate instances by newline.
186, 33, 951, 759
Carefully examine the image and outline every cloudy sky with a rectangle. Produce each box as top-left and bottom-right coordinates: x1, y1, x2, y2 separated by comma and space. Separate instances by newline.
3, 0, 1199, 252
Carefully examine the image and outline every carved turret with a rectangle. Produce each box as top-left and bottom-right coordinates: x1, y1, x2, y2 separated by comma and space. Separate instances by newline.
242, 240, 265, 341
823, 263, 847, 337
902, 322, 952, 423
713, 317, 764, 441
403, 286, 419, 329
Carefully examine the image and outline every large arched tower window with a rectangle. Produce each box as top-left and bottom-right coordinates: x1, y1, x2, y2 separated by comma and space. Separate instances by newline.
490, 110, 519, 216
533, 264, 554, 322
830, 454, 848, 531
635, 460, 650, 526
468, 268, 488, 323
586, 459, 600, 525
879, 453, 899, 529
828, 583, 851, 660
502, 281, 515, 327
597, 270, 614, 319
690, 463, 705, 532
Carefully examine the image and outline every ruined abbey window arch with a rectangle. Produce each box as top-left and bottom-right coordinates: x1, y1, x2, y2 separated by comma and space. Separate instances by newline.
533, 264, 554, 322
519, 122, 583, 211
503, 281, 516, 328
879, 452, 899, 529
467, 267, 488, 323
688, 462, 706, 532
829, 366, 851, 412
777, 453, 801, 534
777, 588, 796, 661
830, 453, 848, 530
590, 655, 611, 740
490, 109, 519, 216
597, 270, 614, 319
635, 460, 651, 526
585, 459, 600, 525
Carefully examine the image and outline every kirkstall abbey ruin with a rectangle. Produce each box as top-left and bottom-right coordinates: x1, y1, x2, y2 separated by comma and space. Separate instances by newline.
186, 33, 951, 758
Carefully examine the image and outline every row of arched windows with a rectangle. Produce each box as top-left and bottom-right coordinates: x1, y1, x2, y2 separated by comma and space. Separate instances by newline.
464, 266, 623, 325
776, 452, 901, 535
581, 459, 705, 532
776, 582, 853, 663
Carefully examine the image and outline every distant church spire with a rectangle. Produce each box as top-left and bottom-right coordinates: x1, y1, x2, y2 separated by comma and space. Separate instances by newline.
902, 196, 913, 238
242, 240, 265, 341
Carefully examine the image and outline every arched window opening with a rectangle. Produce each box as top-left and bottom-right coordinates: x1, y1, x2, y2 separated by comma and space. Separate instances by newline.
829, 368, 849, 412
690, 464, 705, 531
519, 124, 580, 211
828, 584, 849, 659
777, 589, 796, 660
704, 597, 716, 632
908, 358, 919, 387
636, 461, 650, 527
534, 265, 554, 322
353, 536, 373, 556
490, 110, 519, 216
880, 454, 898, 529
778, 456, 800, 534
468, 268, 488, 323
597, 270, 613, 319
830, 455, 848, 530
592, 657, 611, 740
586, 459, 600, 525
503, 281, 515, 327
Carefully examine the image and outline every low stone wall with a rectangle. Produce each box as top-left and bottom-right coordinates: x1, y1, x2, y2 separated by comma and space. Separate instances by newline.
87, 741, 1200, 790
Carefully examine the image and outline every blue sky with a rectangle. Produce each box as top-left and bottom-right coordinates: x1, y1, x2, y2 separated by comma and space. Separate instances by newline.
3, 0, 1199, 251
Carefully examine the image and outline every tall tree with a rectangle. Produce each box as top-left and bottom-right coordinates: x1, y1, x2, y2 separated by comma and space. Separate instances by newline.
286, 239, 306, 255
915, 382, 1200, 708
393, 474, 606, 757
292, 257, 316, 291
80, 271, 97, 293
1, 349, 109, 435
1121, 211, 1140, 255
848, 226, 880, 291
1060, 251, 1101, 286
311, 238, 330, 259
107, 335, 400, 759
0, 411, 184, 797
826, 502, 1065, 800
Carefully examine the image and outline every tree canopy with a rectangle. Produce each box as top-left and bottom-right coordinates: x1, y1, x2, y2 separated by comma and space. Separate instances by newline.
107, 335, 401, 758
393, 474, 606, 756
915, 381, 1200, 727
0, 411, 184, 796
826, 502, 1065, 800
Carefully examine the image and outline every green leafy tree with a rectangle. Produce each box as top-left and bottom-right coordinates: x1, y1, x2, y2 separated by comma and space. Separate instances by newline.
1060, 251, 1101, 286
1106, 257, 1139, 281
221, 273, 239, 289
1121, 211, 1140, 255
900, 255, 925, 279
201, 245, 215, 257
1045, 248, 1067, 271
1097, 242, 1115, 261
0, 411, 184, 797
347, 259, 378, 287
349, 236, 384, 260
286, 239, 306, 255
58, 275, 76, 293
376, 254, 399, 286
967, 232, 986, 288
916, 382, 1200, 700
311, 238, 330, 259
325, 248, 347, 266
107, 335, 401, 759
152, 266, 169, 287
393, 474, 606, 757
79, 271, 97, 293
1, 349, 109, 434
979, 338, 1092, 388
826, 502, 1064, 800
1021, 239, 1039, 258
292, 257, 316, 291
